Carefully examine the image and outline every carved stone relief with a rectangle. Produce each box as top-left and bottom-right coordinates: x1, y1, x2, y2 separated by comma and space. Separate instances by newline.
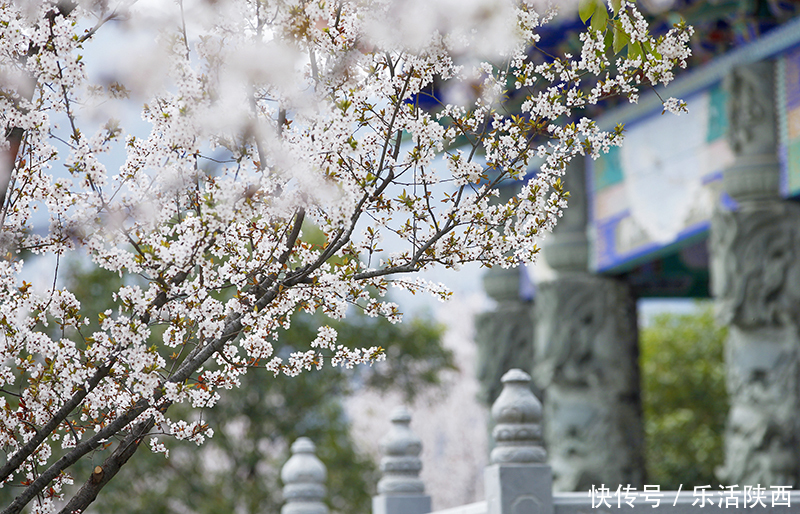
475, 302, 537, 405
726, 62, 777, 158
723, 62, 781, 202
711, 203, 800, 328
533, 275, 644, 492
711, 202, 800, 486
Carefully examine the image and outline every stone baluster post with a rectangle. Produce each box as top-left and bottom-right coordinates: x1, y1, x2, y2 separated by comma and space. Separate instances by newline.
711, 60, 800, 486
372, 406, 431, 514
281, 437, 328, 514
485, 368, 552, 514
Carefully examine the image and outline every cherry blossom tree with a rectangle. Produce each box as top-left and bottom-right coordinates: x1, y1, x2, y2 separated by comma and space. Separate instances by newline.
0, 0, 691, 512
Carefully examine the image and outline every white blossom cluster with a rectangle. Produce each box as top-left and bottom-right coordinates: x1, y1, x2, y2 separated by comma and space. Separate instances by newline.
0, 0, 691, 511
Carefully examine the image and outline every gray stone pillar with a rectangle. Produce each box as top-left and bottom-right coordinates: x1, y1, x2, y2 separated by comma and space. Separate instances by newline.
372, 407, 431, 514
721, 61, 780, 203
541, 156, 590, 274
281, 438, 328, 514
475, 173, 541, 407
475, 267, 537, 405
475, 158, 589, 408
711, 203, 800, 486
711, 60, 800, 486
533, 156, 644, 492
485, 369, 553, 514
533, 275, 643, 492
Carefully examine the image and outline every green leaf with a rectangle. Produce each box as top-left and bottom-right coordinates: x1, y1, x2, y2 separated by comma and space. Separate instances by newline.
628, 41, 643, 60
590, 1, 608, 33
641, 306, 728, 490
610, 0, 621, 14
613, 19, 629, 54
579, 0, 597, 24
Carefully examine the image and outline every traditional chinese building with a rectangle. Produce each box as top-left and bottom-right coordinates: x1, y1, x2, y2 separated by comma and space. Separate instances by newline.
476, 5, 800, 492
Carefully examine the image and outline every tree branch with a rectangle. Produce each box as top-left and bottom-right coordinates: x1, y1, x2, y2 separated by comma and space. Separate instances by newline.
57, 409, 164, 514
0, 270, 188, 485
4, 207, 306, 513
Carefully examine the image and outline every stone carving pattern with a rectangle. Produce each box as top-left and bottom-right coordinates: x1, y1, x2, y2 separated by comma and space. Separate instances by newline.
377, 406, 426, 495
533, 276, 643, 492
711, 203, 800, 486
490, 368, 547, 465
711, 204, 800, 327
281, 437, 329, 514
512, 495, 542, 514
726, 61, 776, 157
475, 303, 537, 405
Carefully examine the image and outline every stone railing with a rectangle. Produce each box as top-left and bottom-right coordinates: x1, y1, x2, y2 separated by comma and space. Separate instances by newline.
281, 369, 800, 514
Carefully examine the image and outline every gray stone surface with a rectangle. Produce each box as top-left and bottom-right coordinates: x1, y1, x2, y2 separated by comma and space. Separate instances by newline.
433, 490, 800, 514
485, 464, 554, 514
533, 276, 643, 492
554, 490, 800, 514
710, 202, 800, 486
431, 501, 489, 514
374, 495, 432, 514
281, 437, 329, 514
373, 406, 432, 514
